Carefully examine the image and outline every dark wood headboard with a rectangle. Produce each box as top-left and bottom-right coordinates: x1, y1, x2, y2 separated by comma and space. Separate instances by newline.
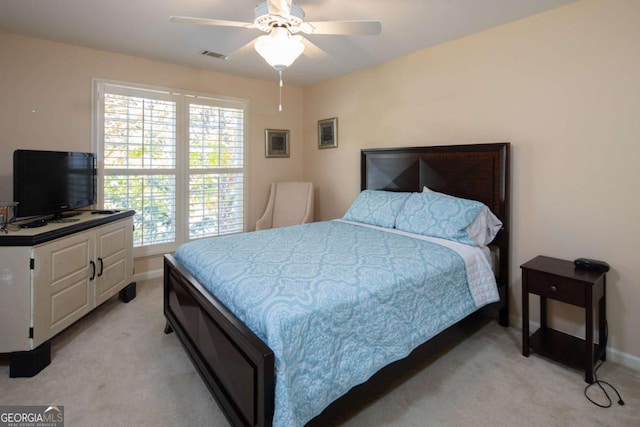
361, 143, 511, 326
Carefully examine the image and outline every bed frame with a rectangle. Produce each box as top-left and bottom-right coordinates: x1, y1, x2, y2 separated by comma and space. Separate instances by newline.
164, 143, 510, 427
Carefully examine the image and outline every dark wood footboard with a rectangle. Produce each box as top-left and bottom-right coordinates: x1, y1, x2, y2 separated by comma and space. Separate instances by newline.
164, 254, 275, 427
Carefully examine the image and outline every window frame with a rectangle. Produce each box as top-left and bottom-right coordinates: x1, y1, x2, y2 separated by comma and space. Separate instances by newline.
91, 78, 250, 258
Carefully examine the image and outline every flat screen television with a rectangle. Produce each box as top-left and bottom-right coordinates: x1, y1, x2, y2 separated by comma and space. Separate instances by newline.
13, 149, 97, 219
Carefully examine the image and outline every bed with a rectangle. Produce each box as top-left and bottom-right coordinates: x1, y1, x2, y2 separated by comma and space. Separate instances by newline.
163, 143, 510, 427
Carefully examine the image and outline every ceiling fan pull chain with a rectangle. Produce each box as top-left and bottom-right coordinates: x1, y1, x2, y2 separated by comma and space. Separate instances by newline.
278, 70, 283, 112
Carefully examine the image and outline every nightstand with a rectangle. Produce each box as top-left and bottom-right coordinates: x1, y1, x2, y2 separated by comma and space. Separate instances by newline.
521, 256, 607, 383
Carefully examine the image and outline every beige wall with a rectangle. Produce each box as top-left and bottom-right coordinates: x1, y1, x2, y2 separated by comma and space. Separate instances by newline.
303, 0, 640, 363
0, 31, 304, 229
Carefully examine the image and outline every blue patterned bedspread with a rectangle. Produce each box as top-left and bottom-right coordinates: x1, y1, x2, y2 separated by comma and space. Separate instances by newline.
175, 220, 495, 427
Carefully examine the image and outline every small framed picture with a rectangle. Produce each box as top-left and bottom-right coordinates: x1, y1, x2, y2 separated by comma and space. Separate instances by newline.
318, 117, 338, 149
265, 129, 290, 158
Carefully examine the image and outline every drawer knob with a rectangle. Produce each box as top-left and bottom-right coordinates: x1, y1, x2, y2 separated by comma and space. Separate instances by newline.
550, 285, 557, 292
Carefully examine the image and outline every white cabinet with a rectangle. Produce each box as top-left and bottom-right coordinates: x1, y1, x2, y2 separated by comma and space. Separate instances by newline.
0, 211, 135, 376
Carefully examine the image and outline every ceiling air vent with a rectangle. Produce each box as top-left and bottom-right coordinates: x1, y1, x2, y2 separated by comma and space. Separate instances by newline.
201, 50, 226, 59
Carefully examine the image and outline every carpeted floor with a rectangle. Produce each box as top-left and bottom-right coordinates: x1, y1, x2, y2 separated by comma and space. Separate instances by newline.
1, 279, 638, 426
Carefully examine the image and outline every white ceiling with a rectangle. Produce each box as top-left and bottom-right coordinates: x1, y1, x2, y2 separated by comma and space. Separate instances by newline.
0, 0, 575, 86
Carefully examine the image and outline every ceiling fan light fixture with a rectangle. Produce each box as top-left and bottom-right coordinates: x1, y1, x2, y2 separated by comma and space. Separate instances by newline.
254, 27, 305, 71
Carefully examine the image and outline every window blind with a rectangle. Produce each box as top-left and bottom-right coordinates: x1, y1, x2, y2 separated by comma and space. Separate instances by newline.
95, 81, 248, 256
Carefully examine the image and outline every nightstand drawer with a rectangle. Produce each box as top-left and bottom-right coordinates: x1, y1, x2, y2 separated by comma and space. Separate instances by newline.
526, 270, 585, 306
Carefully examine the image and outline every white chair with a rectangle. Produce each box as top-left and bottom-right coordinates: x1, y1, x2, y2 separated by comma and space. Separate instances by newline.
255, 182, 314, 230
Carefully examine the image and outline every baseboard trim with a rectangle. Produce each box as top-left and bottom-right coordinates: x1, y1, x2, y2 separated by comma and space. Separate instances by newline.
133, 269, 163, 282
509, 314, 640, 373
607, 346, 640, 372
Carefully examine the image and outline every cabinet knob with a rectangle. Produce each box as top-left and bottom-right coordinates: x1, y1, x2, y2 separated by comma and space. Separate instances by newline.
550, 285, 557, 292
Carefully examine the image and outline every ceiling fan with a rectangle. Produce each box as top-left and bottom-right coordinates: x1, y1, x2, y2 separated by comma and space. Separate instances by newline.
170, 0, 381, 99
170, 0, 381, 67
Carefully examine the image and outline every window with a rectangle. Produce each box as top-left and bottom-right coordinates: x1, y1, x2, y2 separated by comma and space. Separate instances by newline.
93, 80, 248, 257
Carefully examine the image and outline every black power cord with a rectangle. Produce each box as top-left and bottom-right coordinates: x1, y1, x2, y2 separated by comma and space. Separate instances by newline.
583, 322, 625, 408
584, 360, 625, 408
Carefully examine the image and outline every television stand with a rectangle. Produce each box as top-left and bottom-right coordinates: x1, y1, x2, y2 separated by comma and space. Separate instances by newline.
0, 210, 135, 377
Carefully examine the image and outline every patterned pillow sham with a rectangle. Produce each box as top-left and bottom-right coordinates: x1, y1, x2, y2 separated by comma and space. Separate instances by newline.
343, 190, 410, 228
395, 191, 502, 246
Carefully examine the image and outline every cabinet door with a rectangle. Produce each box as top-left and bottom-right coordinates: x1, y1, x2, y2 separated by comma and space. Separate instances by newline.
94, 218, 133, 306
32, 231, 94, 347
0, 247, 32, 352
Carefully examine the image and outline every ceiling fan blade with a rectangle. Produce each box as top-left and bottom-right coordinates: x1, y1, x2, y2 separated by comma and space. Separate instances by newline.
304, 20, 382, 36
169, 16, 254, 29
224, 38, 260, 60
267, 0, 292, 17
301, 38, 330, 60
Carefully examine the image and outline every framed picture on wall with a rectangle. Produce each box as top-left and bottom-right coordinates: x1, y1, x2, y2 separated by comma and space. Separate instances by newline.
318, 117, 338, 149
265, 129, 290, 158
